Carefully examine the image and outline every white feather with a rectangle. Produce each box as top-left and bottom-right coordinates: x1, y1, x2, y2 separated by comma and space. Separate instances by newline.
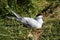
9, 10, 43, 28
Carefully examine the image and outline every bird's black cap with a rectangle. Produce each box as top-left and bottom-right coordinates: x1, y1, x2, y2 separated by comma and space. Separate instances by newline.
36, 13, 42, 17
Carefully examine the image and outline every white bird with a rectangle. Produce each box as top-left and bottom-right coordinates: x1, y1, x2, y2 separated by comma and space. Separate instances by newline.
8, 11, 43, 29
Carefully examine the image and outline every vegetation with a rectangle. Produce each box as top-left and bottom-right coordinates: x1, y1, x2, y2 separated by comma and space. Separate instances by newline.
0, 0, 60, 40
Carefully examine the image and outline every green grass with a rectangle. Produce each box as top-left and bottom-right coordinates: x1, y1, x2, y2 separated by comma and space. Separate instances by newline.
0, 0, 60, 40
0, 14, 60, 40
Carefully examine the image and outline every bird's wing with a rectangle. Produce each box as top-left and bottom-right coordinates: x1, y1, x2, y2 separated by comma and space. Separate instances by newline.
24, 18, 42, 28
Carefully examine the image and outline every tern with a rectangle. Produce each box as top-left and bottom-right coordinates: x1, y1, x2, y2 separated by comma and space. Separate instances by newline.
8, 10, 43, 29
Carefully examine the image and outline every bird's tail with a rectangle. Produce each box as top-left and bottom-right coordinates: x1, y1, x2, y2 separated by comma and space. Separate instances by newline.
5, 5, 22, 19
5, 5, 24, 22
7, 16, 21, 21
7, 10, 23, 21
11, 10, 22, 19
11, 11, 27, 23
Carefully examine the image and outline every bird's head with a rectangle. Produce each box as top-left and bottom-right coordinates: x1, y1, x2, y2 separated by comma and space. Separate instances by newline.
36, 13, 43, 19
